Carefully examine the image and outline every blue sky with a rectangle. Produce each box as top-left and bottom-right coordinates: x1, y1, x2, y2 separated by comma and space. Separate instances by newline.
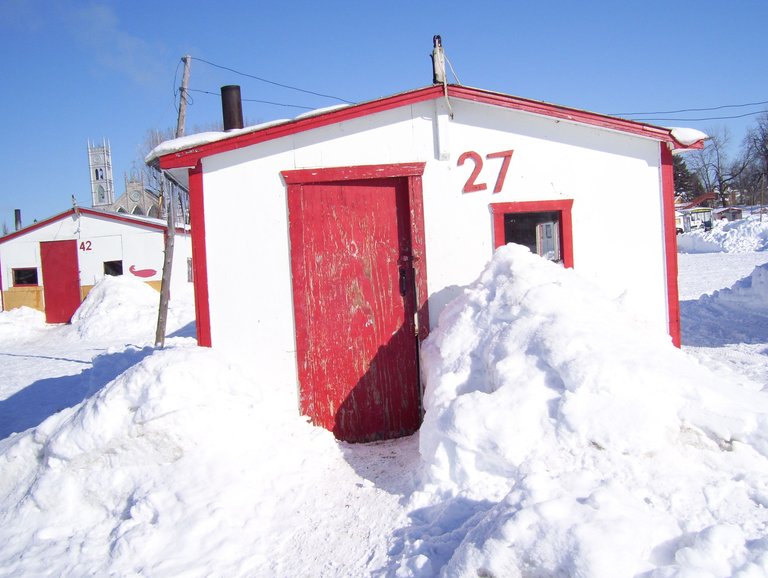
1, 0, 766, 227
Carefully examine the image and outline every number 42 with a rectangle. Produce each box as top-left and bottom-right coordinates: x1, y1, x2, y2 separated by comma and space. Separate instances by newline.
457, 149, 514, 194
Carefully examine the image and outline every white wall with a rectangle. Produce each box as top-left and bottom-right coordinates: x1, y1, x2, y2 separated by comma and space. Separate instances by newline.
0, 212, 191, 299
198, 98, 670, 386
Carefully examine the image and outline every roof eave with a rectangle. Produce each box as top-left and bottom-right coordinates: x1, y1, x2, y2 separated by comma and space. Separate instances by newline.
155, 84, 697, 169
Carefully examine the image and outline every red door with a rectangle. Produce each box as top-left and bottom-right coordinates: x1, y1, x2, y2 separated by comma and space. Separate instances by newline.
288, 177, 421, 442
40, 240, 81, 323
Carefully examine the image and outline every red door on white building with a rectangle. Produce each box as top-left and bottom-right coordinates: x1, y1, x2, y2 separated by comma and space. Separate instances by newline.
288, 176, 421, 442
40, 240, 81, 324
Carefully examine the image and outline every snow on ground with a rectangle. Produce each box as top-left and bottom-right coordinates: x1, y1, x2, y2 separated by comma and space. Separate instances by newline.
677, 215, 768, 255
0, 220, 767, 577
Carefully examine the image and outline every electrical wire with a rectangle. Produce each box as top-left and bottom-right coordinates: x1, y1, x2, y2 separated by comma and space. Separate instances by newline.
625, 110, 767, 123
445, 55, 462, 85
188, 88, 315, 110
191, 56, 355, 104
612, 99, 768, 116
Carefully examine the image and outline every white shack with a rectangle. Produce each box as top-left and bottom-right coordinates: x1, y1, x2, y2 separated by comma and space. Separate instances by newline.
149, 83, 705, 442
0, 207, 191, 323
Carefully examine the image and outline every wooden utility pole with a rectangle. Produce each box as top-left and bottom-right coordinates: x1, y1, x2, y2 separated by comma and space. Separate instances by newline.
155, 55, 191, 348
175, 55, 191, 138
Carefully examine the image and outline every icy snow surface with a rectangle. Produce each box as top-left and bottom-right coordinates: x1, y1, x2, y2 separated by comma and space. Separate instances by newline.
1, 221, 768, 577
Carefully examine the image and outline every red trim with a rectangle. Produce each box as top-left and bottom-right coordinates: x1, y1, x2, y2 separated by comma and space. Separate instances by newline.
157, 85, 702, 170
281, 162, 426, 184
282, 162, 429, 342
661, 144, 681, 347
447, 86, 695, 147
0, 207, 179, 245
408, 175, 430, 341
490, 199, 574, 269
187, 163, 212, 347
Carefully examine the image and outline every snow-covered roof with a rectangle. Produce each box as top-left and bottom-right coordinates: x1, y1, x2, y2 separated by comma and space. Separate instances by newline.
669, 127, 710, 147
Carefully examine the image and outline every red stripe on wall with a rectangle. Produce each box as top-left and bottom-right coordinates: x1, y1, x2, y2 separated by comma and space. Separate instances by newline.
660, 144, 681, 347
188, 163, 212, 347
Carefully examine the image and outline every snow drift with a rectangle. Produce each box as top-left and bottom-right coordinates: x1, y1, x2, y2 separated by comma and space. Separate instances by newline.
70, 275, 195, 342
0, 346, 343, 576
415, 244, 768, 577
678, 215, 768, 254
2, 240, 768, 576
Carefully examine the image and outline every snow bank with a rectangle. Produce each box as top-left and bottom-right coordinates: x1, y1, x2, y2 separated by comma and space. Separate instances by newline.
415, 244, 768, 577
70, 275, 194, 342
0, 306, 46, 343
678, 216, 768, 254
0, 346, 341, 576
703, 262, 768, 314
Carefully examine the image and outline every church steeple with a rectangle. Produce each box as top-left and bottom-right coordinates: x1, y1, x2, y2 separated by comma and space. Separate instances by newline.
88, 139, 115, 207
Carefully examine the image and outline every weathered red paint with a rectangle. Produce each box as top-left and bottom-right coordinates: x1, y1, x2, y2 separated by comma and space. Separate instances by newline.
458, 149, 516, 194
458, 151, 487, 193
660, 144, 682, 347
284, 165, 426, 442
40, 240, 81, 324
187, 163, 212, 347
486, 149, 515, 193
491, 199, 575, 269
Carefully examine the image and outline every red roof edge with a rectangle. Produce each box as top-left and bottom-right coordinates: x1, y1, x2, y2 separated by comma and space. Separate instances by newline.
0, 207, 180, 244
157, 84, 695, 170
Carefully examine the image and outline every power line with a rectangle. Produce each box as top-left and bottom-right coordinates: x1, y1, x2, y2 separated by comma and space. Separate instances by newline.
191, 56, 355, 104
188, 88, 315, 110
626, 110, 767, 123
612, 99, 768, 117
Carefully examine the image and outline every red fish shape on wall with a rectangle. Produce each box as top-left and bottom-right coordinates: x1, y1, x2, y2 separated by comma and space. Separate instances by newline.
129, 265, 157, 278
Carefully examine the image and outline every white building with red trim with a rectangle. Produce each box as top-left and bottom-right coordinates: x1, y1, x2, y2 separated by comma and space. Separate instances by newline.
0, 207, 191, 324
148, 84, 705, 442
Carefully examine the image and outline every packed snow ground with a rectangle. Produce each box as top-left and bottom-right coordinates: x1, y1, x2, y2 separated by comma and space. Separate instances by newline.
1, 217, 767, 577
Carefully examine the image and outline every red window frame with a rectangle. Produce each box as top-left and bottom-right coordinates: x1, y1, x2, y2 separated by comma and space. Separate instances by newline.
490, 199, 574, 268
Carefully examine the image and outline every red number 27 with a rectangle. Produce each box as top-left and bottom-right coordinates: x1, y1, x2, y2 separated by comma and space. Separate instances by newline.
457, 149, 514, 194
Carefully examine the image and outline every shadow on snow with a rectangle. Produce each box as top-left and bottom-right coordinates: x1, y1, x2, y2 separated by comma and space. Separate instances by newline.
0, 346, 155, 440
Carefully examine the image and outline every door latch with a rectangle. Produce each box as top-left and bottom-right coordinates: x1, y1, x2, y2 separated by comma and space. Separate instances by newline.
399, 268, 407, 296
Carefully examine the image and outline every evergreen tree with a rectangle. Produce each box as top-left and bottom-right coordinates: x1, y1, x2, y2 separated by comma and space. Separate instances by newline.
673, 155, 704, 202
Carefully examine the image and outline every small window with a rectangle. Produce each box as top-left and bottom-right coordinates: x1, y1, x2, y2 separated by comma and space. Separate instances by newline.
13, 268, 38, 286
491, 200, 574, 268
503, 211, 562, 262
187, 257, 193, 282
104, 260, 123, 276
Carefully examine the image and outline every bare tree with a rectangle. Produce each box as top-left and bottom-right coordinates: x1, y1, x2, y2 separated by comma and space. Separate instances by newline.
745, 113, 768, 209
137, 129, 191, 224
686, 127, 752, 207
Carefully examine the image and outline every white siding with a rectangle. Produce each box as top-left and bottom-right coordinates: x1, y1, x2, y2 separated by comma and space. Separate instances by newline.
197, 97, 671, 386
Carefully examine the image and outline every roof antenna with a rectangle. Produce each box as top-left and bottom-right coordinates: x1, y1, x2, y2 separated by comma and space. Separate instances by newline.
431, 35, 453, 119
432, 35, 446, 85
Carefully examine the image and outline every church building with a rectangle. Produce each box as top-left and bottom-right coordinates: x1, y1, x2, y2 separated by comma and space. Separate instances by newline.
88, 139, 162, 217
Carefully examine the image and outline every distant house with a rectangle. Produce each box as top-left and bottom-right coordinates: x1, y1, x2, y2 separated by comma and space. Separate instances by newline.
0, 208, 191, 323
714, 207, 743, 222
149, 83, 705, 442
